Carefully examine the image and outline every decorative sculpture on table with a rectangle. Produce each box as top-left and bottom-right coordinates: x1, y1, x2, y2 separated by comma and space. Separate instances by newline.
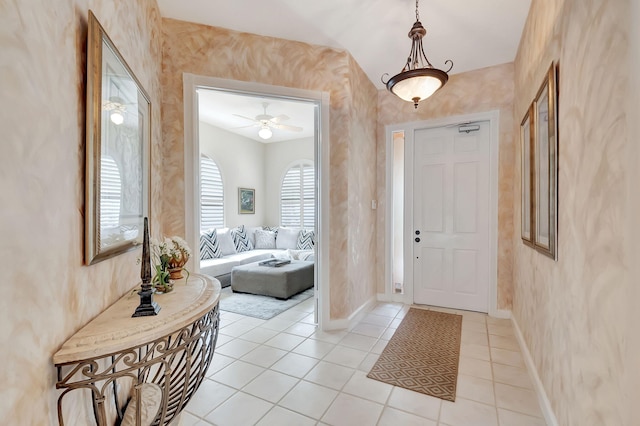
132, 217, 161, 317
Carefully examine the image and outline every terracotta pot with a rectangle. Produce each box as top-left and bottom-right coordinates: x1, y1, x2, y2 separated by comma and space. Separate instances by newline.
168, 267, 183, 280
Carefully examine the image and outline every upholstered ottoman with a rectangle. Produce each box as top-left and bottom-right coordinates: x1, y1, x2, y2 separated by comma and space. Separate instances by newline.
230, 260, 314, 299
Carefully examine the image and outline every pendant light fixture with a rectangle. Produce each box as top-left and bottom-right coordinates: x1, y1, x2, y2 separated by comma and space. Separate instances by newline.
382, 0, 453, 109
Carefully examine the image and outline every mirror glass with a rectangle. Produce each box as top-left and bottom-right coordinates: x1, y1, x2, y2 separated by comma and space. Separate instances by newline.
85, 11, 150, 265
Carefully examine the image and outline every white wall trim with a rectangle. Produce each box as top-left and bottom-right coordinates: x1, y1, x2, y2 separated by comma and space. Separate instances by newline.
488, 309, 511, 319
384, 110, 500, 314
511, 315, 559, 426
182, 74, 330, 330
323, 296, 377, 331
377, 293, 407, 303
384, 128, 394, 298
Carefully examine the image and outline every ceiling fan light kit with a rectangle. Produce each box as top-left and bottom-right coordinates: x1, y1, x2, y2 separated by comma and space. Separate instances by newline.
233, 102, 303, 141
110, 110, 124, 125
258, 125, 273, 140
382, 0, 453, 109
103, 96, 127, 125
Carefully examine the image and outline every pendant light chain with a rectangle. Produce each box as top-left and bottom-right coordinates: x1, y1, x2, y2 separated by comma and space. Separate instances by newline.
415, 0, 420, 22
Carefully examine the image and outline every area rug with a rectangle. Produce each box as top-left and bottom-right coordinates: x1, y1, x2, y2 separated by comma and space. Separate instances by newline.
218, 287, 313, 320
367, 308, 463, 401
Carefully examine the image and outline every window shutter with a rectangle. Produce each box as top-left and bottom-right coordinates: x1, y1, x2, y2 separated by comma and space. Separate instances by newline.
200, 155, 224, 231
100, 156, 121, 228
280, 161, 315, 229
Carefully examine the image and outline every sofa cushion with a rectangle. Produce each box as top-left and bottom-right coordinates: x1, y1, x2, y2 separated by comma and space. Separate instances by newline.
255, 229, 276, 249
262, 226, 279, 235
233, 250, 277, 265
297, 229, 315, 250
276, 227, 300, 250
200, 249, 279, 277
200, 229, 222, 260
200, 256, 240, 277
283, 249, 314, 261
245, 226, 262, 247
230, 225, 253, 252
217, 228, 238, 256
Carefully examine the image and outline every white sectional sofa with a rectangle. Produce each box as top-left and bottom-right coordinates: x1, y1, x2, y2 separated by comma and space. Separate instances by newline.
199, 225, 314, 288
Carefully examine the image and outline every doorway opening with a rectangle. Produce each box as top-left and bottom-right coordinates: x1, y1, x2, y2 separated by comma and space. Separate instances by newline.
385, 111, 500, 315
183, 75, 330, 328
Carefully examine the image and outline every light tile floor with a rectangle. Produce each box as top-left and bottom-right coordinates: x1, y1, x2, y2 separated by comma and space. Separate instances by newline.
181, 299, 546, 426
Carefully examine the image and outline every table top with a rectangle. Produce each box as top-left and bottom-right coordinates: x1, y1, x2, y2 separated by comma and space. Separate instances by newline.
53, 274, 221, 365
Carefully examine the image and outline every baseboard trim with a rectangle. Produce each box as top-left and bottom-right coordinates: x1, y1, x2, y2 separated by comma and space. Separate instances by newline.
511, 315, 559, 426
376, 293, 406, 303
489, 309, 511, 319
323, 296, 377, 331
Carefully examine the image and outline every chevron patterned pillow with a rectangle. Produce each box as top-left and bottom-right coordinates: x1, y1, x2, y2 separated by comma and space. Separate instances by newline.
199, 229, 222, 260
230, 225, 254, 252
297, 229, 315, 250
262, 226, 279, 235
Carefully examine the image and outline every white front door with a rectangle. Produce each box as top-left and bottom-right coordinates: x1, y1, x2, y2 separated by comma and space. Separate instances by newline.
412, 122, 491, 312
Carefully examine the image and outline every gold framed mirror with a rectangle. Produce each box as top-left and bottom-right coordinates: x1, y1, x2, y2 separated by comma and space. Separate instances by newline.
85, 11, 151, 265
532, 63, 558, 260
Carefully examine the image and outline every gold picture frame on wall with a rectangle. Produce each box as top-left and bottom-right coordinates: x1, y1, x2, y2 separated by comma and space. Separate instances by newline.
520, 105, 534, 246
532, 63, 558, 260
85, 11, 151, 265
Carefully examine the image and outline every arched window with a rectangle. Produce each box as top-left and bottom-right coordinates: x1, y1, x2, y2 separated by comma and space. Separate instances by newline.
281, 161, 315, 229
200, 154, 224, 230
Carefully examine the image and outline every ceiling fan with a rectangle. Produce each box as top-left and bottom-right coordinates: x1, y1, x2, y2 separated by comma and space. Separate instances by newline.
233, 102, 303, 139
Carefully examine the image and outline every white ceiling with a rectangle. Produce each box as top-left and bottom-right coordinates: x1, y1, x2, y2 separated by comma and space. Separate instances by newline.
198, 89, 316, 143
160, 0, 531, 141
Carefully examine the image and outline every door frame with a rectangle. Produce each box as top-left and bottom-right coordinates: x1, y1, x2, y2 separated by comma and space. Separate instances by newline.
385, 110, 502, 316
183, 74, 331, 329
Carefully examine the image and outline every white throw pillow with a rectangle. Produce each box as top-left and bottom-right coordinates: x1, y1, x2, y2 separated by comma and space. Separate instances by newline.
298, 250, 315, 261
276, 227, 301, 250
216, 228, 237, 256
274, 249, 293, 261
254, 229, 276, 249
120, 383, 163, 426
245, 226, 262, 247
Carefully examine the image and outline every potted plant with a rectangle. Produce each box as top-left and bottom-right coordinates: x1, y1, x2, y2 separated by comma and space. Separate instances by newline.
149, 237, 191, 293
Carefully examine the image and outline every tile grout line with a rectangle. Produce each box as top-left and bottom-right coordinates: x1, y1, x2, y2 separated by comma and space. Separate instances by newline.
203, 301, 518, 426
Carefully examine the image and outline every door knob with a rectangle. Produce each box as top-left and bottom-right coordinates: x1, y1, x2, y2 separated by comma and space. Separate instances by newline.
415, 230, 420, 235
415, 237, 420, 243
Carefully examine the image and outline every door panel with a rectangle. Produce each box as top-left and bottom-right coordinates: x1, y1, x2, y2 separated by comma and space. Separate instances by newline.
413, 123, 490, 312
419, 247, 445, 291
421, 164, 445, 232
454, 162, 478, 233
452, 249, 477, 294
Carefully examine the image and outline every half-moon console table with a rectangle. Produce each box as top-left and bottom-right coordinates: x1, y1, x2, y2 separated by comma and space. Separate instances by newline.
53, 274, 221, 426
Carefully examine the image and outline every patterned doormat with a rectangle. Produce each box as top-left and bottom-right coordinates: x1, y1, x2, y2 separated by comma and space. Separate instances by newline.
367, 308, 463, 401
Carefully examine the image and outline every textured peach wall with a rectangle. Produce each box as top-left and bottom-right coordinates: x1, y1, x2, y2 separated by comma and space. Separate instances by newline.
160, 20, 378, 320
627, 2, 640, 423
345, 56, 379, 317
376, 63, 516, 310
0, 0, 163, 423
513, 0, 632, 424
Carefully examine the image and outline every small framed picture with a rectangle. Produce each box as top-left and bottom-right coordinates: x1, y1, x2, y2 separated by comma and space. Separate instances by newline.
238, 188, 255, 214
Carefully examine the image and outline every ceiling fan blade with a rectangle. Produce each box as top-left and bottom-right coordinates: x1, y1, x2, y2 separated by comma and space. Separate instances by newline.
269, 114, 290, 124
231, 124, 259, 129
232, 114, 259, 123
272, 123, 303, 132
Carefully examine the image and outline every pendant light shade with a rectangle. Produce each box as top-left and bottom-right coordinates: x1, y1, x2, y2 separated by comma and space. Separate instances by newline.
383, 1, 453, 108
